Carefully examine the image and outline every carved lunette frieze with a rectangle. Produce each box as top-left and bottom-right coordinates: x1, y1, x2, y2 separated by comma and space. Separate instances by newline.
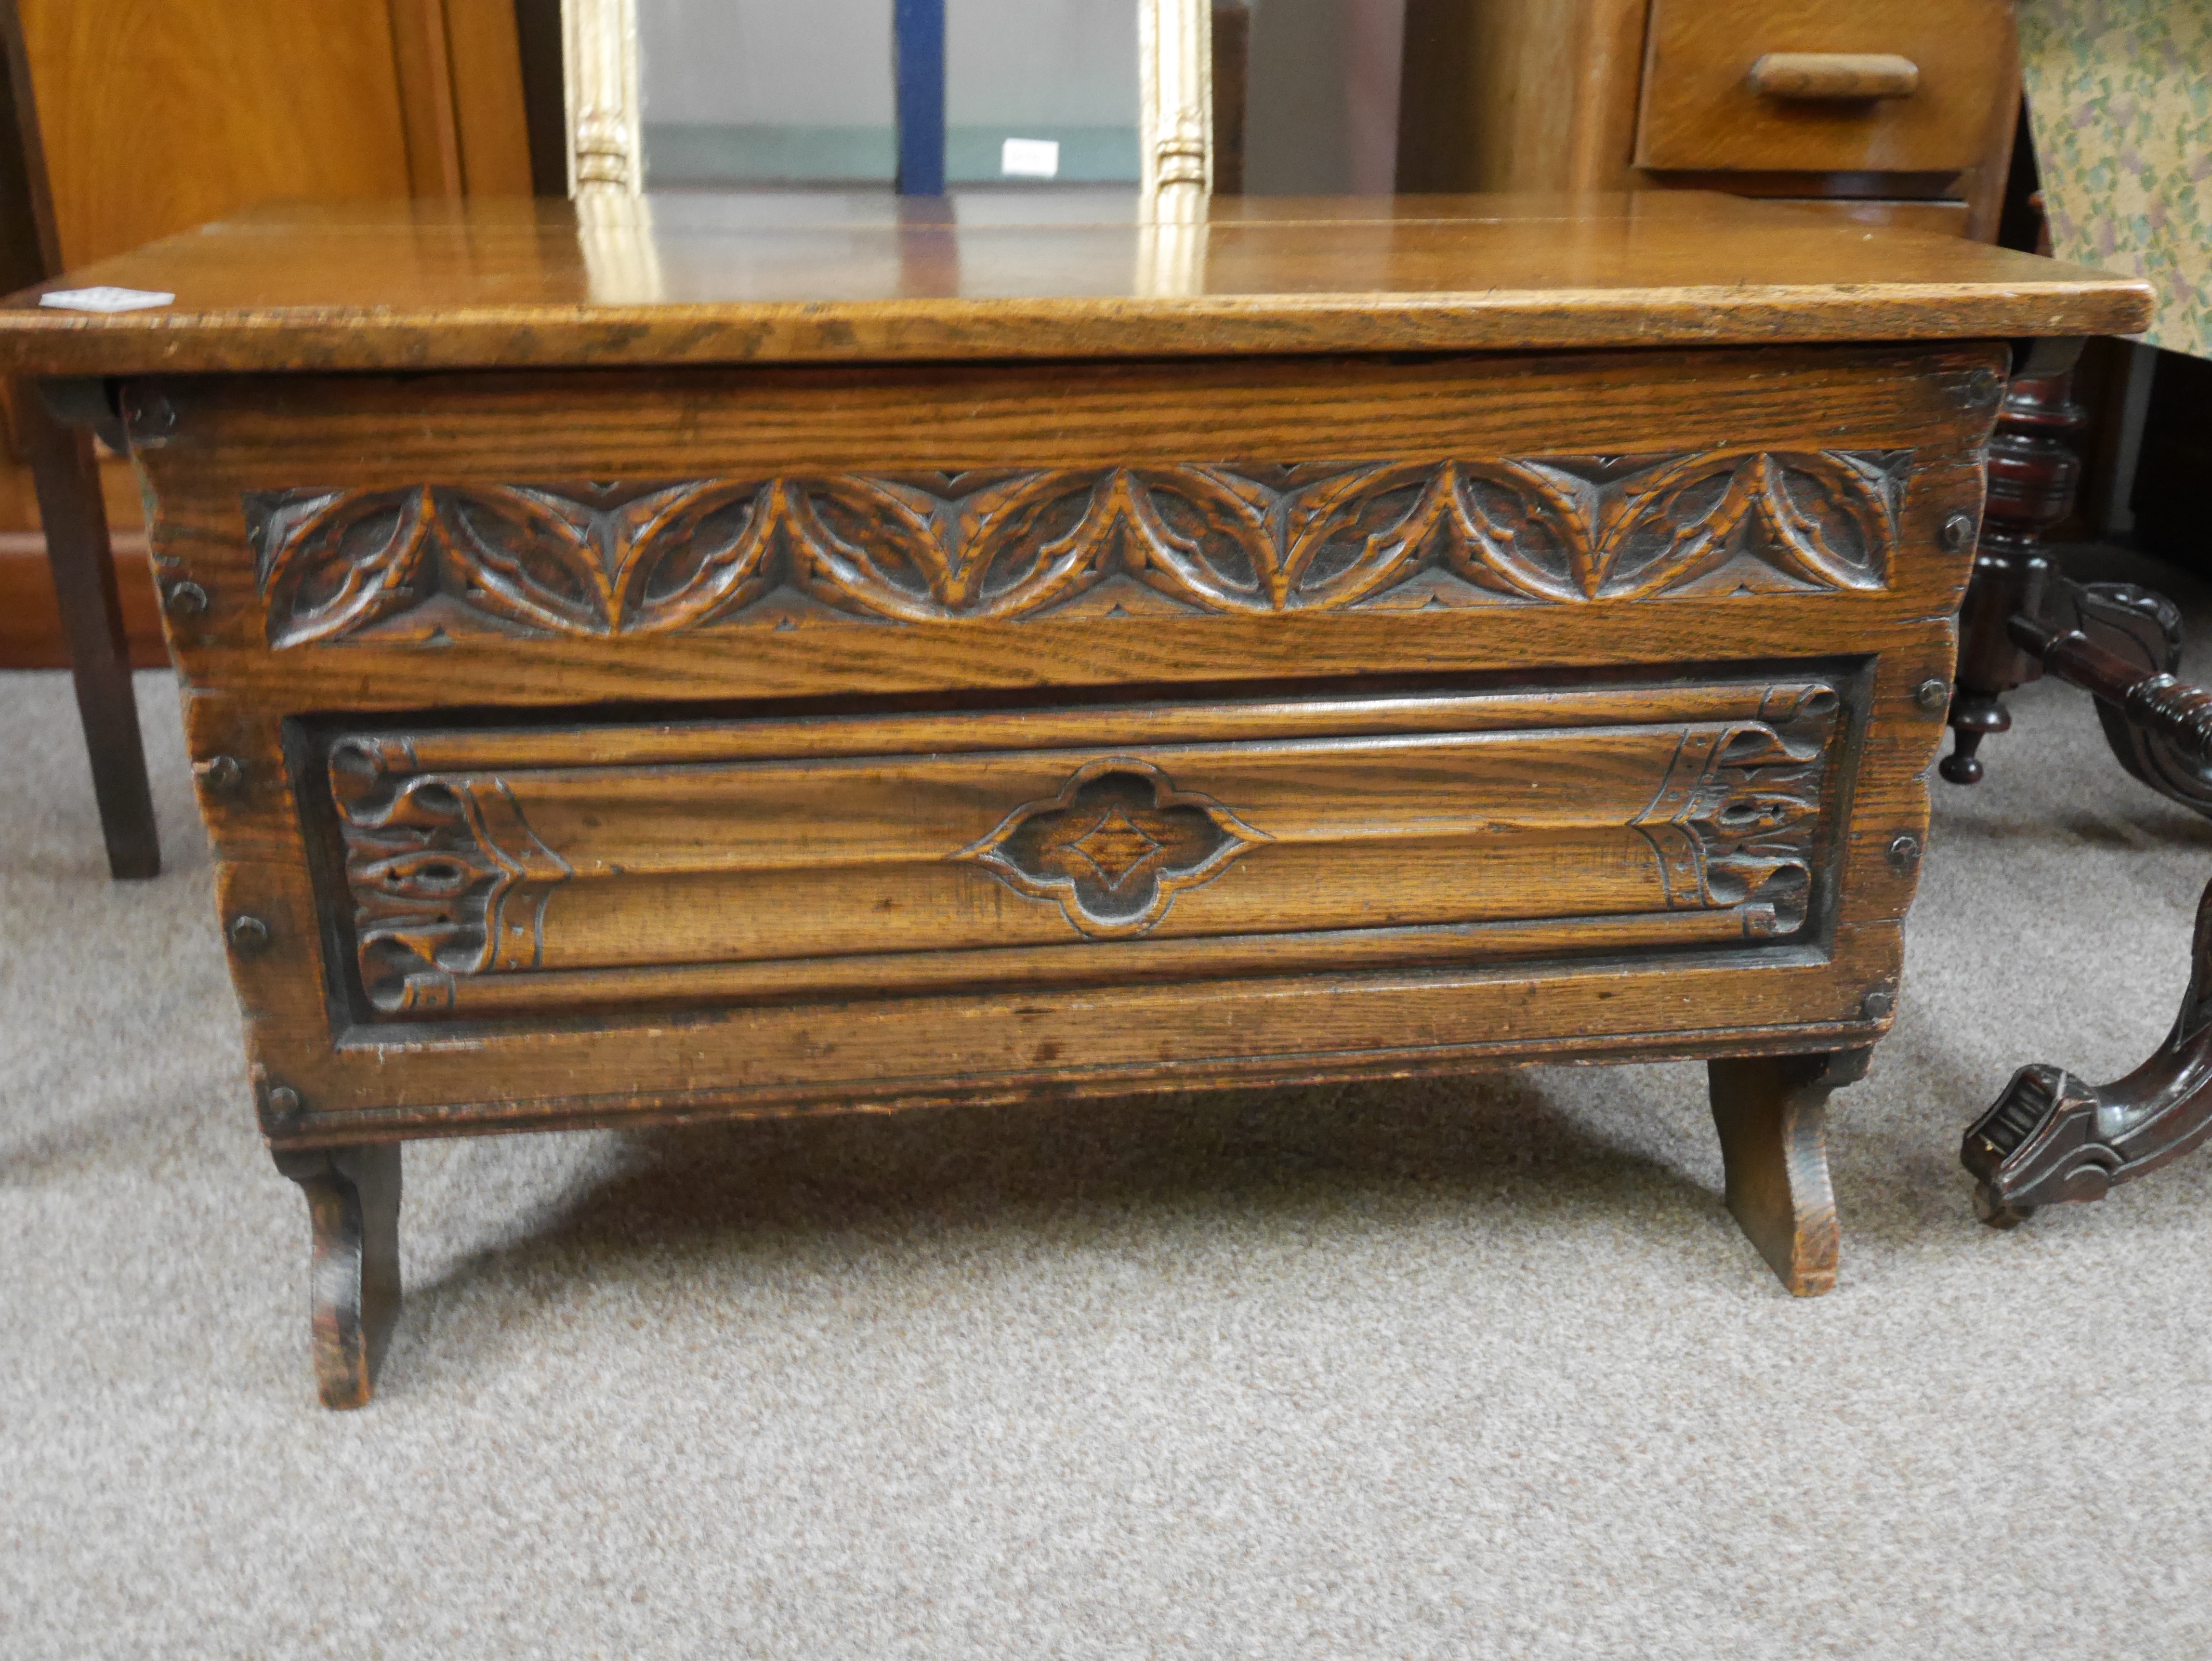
249, 451, 1902, 646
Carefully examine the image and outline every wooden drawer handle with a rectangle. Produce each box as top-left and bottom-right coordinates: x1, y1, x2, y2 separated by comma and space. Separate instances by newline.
1748, 53, 1920, 101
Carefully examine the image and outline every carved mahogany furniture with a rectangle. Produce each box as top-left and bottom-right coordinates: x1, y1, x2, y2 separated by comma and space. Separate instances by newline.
1939, 352, 2212, 809
0, 193, 2146, 1407
1933, 209, 2212, 1226
1956, 593, 2212, 1226
1941, 362, 2207, 808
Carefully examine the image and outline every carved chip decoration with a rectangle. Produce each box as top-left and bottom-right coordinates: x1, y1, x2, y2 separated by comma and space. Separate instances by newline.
321, 681, 1838, 1015
1630, 682, 1841, 938
950, 759, 1271, 939
245, 451, 1902, 645
328, 738, 574, 1013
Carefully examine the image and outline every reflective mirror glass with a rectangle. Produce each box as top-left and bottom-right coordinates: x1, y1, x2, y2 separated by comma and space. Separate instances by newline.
639, 0, 898, 188
945, 0, 1139, 185
635, 0, 1140, 191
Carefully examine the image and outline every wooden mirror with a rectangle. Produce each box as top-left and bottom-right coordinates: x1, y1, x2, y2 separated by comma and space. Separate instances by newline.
560, 0, 1211, 211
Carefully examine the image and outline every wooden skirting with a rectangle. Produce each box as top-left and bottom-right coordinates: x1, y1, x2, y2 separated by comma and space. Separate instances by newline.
0, 532, 169, 669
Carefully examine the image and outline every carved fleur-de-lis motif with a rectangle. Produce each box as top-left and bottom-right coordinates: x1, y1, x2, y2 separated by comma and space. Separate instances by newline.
246, 449, 1902, 645
1631, 682, 1841, 936
951, 759, 1270, 938
329, 738, 574, 1012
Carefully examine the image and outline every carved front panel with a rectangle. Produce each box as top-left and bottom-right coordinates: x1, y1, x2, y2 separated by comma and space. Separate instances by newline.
250, 450, 1901, 645
318, 676, 1846, 1023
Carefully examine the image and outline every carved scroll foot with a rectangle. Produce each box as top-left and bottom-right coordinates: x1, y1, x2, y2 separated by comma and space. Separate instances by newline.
272, 1144, 402, 1409
1965, 879, 2212, 1225
1707, 1050, 1869, 1295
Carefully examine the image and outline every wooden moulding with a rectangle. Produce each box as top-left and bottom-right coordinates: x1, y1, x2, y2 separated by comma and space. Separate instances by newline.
0, 195, 2151, 378
310, 674, 1850, 1020
141, 345, 1994, 713
129, 338, 1999, 1144
241, 450, 1904, 642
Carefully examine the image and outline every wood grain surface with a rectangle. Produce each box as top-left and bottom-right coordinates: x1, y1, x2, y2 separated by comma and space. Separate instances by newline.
1637, 0, 2016, 176
1745, 53, 1922, 103
132, 345, 1994, 699
0, 193, 2151, 377
242, 449, 1902, 644
1764, 198, 1972, 237
1397, 0, 1651, 194
1394, 0, 2021, 244
11, 0, 532, 269
1708, 1048, 1867, 1294
124, 338, 1999, 1140
12, 0, 417, 268
36, 192, 2085, 1345
320, 677, 1842, 1017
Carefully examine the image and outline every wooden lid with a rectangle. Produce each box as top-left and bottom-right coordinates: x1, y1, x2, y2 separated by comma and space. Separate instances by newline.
0, 192, 2153, 376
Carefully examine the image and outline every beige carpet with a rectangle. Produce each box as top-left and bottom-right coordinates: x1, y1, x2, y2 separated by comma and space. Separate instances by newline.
7, 559, 2212, 1657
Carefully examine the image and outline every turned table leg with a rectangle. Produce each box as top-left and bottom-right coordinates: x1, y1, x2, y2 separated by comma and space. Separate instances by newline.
1943, 364, 2087, 787
1707, 1050, 1870, 1296
271, 1144, 402, 1409
1940, 351, 2212, 814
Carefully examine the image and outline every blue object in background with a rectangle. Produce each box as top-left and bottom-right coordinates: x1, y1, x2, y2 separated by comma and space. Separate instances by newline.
894, 0, 947, 195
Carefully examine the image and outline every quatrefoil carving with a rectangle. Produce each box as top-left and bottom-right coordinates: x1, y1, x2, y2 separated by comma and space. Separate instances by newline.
950, 759, 1270, 939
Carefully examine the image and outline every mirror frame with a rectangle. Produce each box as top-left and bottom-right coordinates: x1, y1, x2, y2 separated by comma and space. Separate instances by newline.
560, 0, 1212, 210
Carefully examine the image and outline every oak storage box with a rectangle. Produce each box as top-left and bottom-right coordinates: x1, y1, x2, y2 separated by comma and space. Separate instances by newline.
0, 193, 2149, 1405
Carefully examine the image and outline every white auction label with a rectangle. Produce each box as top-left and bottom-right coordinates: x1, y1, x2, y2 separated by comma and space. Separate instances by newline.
39, 287, 176, 314
1000, 138, 1060, 180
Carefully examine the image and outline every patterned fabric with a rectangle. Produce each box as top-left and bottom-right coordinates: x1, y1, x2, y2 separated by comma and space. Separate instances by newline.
2016, 0, 2212, 359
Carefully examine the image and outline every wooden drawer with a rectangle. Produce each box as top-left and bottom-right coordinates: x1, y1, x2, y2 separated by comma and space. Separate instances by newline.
1636, 0, 2014, 177
310, 672, 1856, 1027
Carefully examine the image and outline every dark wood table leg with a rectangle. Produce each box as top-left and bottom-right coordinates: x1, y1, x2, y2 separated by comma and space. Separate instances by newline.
2047, 581, 2212, 815
1966, 876, 2212, 1226
271, 1144, 403, 1410
1707, 1049, 1870, 1296
14, 384, 159, 879
1938, 346, 2212, 820
1941, 363, 2084, 787
1961, 620, 2212, 1222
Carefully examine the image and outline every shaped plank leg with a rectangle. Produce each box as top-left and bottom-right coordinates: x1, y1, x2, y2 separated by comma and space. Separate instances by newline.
271, 1144, 402, 1409
1707, 1050, 1870, 1295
